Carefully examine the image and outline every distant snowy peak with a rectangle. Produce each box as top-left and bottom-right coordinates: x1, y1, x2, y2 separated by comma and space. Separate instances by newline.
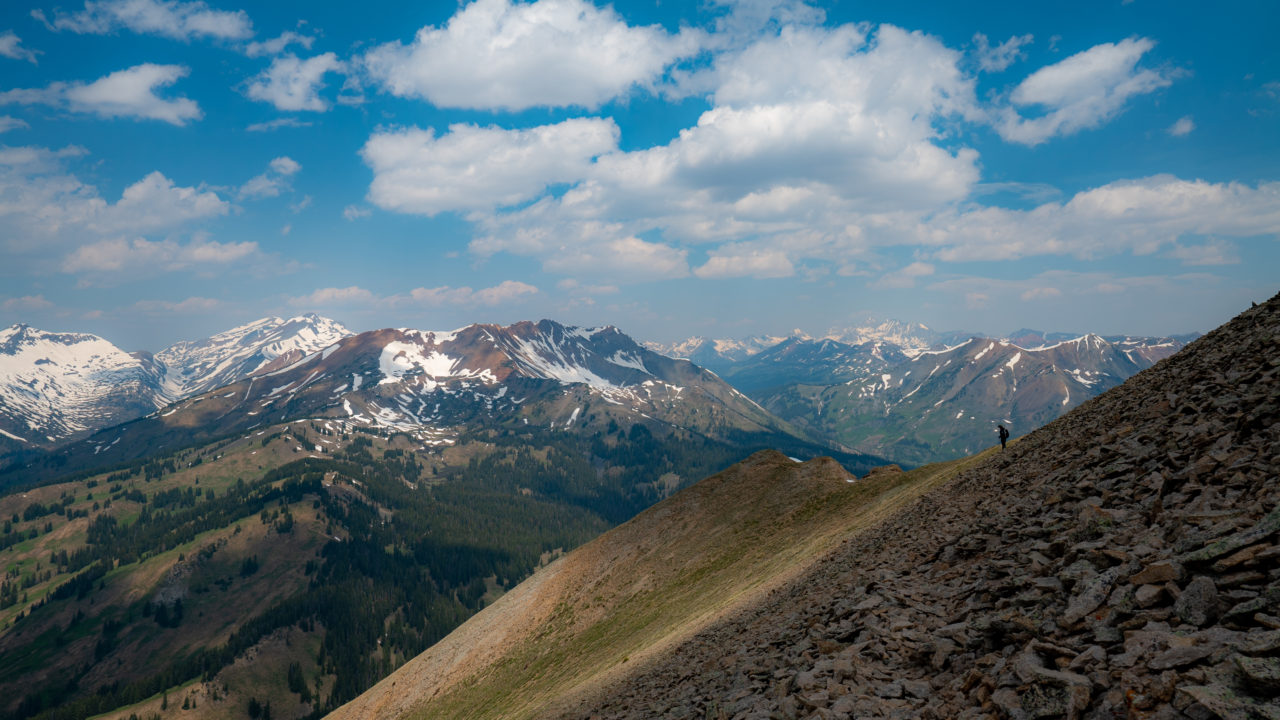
825, 317, 939, 353
644, 332, 797, 370
156, 313, 352, 399
373, 320, 670, 394
0, 324, 164, 443
122, 318, 778, 452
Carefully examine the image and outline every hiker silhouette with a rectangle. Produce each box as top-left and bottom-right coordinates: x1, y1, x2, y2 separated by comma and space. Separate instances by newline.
997, 424, 1009, 450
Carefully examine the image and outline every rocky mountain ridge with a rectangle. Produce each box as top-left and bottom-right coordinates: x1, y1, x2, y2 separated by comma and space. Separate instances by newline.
8, 318, 843, 488
570, 293, 1280, 719
155, 313, 353, 399
0, 324, 165, 444
758, 332, 1166, 465
0, 314, 351, 448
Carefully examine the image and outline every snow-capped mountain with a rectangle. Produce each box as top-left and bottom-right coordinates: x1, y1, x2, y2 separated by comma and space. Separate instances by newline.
756, 333, 1158, 465
823, 316, 946, 355
0, 325, 165, 445
718, 337, 909, 392
0, 314, 352, 448
156, 313, 351, 399
644, 333, 797, 373
62, 319, 800, 467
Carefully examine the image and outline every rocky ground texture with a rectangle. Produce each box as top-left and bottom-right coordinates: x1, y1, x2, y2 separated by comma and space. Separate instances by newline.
570, 294, 1280, 719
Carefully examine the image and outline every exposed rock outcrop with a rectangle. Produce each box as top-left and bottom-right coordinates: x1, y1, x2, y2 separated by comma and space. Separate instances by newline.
571, 295, 1280, 719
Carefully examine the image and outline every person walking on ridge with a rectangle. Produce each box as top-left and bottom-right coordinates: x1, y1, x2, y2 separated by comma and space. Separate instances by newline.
997, 424, 1009, 450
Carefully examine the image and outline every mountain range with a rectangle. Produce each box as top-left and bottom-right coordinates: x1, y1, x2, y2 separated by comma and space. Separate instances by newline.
0, 319, 876, 720
0, 297, 1264, 720
2, 313, 1193, 469
750, 332, 1190, 465
328, 292, 1280, 720
0, 315, 351, 450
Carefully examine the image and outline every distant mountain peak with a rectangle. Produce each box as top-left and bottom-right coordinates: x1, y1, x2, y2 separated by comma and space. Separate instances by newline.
155, 314, 352, 400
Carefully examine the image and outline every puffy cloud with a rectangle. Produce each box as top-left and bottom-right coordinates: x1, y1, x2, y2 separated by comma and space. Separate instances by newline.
62, 237, 257, 273
362, 0, 701, 110
239, 156, 301, 199
342, 205, 370, 220
0, 31, 40, 63
917, 176, 1280, 262
694, 244, 794, 278
995, 38, 1174, 145
244, 30, 313, 58
473, 216, 691, 282
542, 236, 690, 281
94, 171, 228, 232
459, 23, 978, 280
245, 53, 344, 111
0, 63, 201, 125
972, 32, 1032, 72
361, 118, 618, 216
0, 150, 229, 259
409, 280, 539, 306
270, 156, 300, 175
1168, 115, 1194, 137
32, 0, 252, 41
871, 261, 935, 289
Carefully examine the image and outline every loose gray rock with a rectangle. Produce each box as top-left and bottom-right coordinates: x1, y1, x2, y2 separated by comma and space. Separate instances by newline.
1176, 576, 1221, 627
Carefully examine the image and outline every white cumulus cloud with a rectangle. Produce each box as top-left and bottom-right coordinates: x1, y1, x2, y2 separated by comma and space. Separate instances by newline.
972, 32, 1033, 73
361, 118, 619, 216
0, 63, 201, 125
409, 280, 539, 307
0, 150, 229, 257
32, 0, 252, 41
917, 176, 1280, 262
464, 22, 980, 280
246, 53, 344, 111
995, 37, 1174, 145
239, 156, 301, 199
1168, 115, 1194, 137
63, 236, 256, 273
694, 245, 794, 278
93, 170, 228, 232
872, 261, 935, 289
244, 30, 314, 58
362, 0, 701, 110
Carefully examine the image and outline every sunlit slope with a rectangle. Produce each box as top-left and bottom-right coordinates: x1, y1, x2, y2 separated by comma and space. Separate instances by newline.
330, 447, 997, 720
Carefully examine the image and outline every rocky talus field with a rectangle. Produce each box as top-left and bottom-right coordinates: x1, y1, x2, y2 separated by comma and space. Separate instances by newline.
570, 295, 1280, 719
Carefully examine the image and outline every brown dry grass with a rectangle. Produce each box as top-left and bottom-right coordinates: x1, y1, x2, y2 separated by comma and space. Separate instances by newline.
328, 447, 993, 720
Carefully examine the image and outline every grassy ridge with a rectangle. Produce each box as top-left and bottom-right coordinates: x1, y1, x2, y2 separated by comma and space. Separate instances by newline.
332, 447, 997, 720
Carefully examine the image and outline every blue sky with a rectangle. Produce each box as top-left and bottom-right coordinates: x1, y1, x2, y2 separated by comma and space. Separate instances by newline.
1, 0, 1277, 351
